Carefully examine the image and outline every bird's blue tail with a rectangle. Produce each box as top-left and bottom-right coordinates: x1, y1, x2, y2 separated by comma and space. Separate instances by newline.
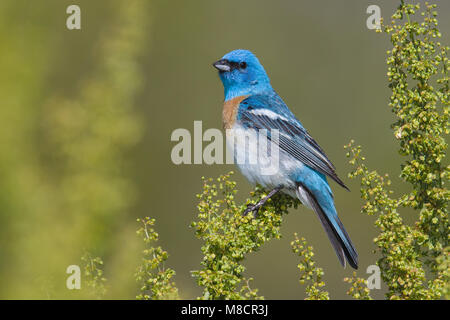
297, 182, 358, 269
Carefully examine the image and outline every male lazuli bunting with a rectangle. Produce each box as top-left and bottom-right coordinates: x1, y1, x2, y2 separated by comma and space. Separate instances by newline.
213, 49, 358, 269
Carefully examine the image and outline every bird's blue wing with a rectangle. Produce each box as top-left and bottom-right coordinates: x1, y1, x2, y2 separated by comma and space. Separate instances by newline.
237, 94, 349, 190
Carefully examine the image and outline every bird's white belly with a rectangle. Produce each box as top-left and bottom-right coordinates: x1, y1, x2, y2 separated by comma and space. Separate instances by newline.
226, 124, 301, 191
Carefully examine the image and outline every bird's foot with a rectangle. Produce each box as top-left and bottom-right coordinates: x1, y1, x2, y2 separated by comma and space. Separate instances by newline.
243, 203, 261, 218
242, 186, 283, 218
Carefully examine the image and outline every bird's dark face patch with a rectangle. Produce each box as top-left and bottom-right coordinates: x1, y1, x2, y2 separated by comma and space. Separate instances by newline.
213, 59, 247, 73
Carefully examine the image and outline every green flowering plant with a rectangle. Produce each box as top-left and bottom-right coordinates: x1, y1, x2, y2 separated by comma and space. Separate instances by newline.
343, 0, 448, 300
291, 233, 329, 300
191, 172, 300, 300
343, 272, 372, 300
135, 217, 179, 300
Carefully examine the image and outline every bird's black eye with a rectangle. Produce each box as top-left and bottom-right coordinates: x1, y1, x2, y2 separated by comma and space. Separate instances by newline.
239, 61, 247, 69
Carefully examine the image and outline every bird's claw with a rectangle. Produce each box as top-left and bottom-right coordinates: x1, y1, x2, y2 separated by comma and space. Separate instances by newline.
243, 203, 260, 218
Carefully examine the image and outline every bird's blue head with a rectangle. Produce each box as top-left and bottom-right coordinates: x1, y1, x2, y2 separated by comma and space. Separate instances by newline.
213, 49, 272, 100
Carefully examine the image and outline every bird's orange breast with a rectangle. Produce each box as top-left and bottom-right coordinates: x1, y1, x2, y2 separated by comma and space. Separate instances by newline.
222, 95, 249, 129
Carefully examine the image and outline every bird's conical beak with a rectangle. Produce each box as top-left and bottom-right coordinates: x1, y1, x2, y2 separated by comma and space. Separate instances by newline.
212, 59, 231, 72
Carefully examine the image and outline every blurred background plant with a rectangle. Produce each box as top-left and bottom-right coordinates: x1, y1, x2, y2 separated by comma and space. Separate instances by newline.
81, 252, 107, 299
0, 0, 150, 298
0, 0, 448, 299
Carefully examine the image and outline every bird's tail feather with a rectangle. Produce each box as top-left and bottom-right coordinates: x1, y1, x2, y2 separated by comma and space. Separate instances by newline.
297, 184, 358, 269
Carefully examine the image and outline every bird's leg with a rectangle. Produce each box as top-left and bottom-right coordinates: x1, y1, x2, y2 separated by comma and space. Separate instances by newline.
243, 186, 283, 217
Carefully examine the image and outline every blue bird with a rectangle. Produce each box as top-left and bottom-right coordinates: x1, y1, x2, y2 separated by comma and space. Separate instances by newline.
213, 49, 358, 269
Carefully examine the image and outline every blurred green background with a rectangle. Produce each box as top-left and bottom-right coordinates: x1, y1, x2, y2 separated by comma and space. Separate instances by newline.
0, 0, 448, 299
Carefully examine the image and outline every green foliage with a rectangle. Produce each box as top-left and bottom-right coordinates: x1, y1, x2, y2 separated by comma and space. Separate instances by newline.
291, 234, 329, 300
435, 247, 450, 299
346, 141, 446, 299
135, 217, 179, 300
347, 142, 432, 299
81, 253, 107, 299
342, 0, 449, 300
386, 1, 449, 259
191, 172, 300, 300
343, 272, 372, 300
